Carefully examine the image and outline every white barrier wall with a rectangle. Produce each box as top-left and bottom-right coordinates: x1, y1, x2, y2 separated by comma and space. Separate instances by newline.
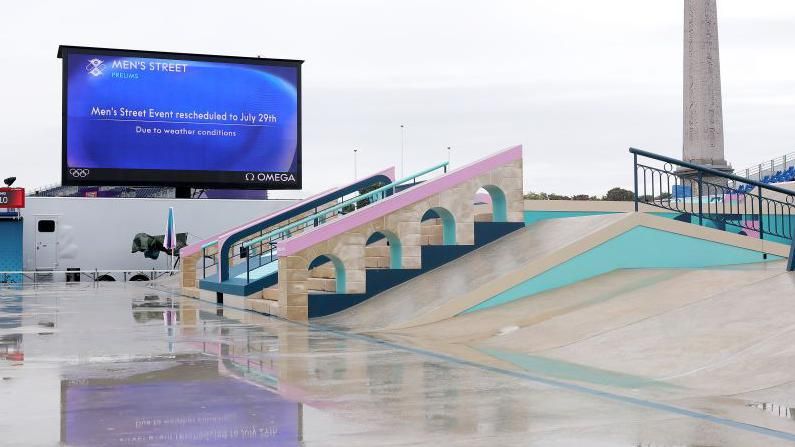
19, 197, 296, 276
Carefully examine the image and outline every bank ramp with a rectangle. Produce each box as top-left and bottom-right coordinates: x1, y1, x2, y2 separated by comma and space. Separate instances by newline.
319, 212, 789, 332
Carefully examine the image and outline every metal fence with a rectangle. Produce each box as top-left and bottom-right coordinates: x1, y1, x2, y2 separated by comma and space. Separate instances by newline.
0, 269, 178, 285
200, 161, 450, 283
738, 151, 795, 182
631, 148, 795, 243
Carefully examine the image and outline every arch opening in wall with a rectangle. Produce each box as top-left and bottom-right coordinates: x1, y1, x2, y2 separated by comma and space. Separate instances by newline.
365, 230, 403, 269
474, 185, 508, 223
307, 254, 346, 294
420, 207, 456, 245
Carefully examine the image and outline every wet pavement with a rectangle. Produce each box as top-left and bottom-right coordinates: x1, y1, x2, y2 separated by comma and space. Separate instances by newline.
3, 282, 795, 446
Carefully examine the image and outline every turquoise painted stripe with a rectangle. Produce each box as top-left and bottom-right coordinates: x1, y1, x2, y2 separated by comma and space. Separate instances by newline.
524, 210, 619, 225
235, 258, 280, 280
479, 347, 679, 390
465, 225, 781, 313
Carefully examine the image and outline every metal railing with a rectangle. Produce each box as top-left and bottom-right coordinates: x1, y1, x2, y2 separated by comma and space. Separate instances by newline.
201, 161, 449, 283
738, 151, 795, 182
0, 269, 178, 285
631, 148, 795, 244
239, 161, 449, 283
199, 187, 381, 279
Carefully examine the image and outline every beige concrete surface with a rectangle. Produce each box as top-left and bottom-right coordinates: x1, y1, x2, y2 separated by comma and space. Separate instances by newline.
7, 283, 795, 446
321, 213, 788, 332
318, 213, 629, 331
351, 261, 795, 438
524, 200, 657, 212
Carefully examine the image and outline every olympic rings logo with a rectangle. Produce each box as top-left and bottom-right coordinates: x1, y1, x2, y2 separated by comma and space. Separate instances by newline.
69, 168, 90, 178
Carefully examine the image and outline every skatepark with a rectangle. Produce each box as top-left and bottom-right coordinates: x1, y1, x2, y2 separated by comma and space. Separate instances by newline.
4, 0, 795, 445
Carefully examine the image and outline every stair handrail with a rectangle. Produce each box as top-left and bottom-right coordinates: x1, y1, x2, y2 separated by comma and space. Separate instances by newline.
630, 147, 795, 196
242, 161, 449, 250
632, 147, 795, 271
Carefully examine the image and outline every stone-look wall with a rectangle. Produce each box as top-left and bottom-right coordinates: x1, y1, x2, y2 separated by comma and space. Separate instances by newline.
364, 239, 391, 269
269, 159, 524, 321
421, 218, 444, 245
181, 253, 198, 287
308, 261, 338, 292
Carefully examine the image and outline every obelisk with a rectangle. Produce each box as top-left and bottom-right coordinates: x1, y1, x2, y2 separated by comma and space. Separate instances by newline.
682, 0, 731, 175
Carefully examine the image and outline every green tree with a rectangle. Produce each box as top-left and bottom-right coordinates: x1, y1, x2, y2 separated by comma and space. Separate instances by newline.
602, 187, 635, 201
523, 191, 548, 200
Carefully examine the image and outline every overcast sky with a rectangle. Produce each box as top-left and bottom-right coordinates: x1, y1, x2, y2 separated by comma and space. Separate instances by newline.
2, 0, 794, 197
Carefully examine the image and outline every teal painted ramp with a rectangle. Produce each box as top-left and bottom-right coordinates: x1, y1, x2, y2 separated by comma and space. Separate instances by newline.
465, 225, 780, 314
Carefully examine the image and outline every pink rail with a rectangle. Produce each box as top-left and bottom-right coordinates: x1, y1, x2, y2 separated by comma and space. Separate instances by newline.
278, 145, 522, 256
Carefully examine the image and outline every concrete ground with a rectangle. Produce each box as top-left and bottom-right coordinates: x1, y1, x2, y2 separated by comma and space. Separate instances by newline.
337, 261, 795, 443
4, 281, 795, 445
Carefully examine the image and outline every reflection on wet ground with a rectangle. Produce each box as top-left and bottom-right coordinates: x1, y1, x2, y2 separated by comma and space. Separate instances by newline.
2, 283, 795, 446
749, 402, 795, 421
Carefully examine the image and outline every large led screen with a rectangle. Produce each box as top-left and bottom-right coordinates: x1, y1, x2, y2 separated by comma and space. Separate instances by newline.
59, 46, 302, 189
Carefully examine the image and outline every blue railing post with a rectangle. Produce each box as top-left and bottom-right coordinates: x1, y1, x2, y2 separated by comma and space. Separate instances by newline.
697, 172, 703, 227
202, 247, 206, 279
246, 252, 250, 284
633, 153, 639, 212
758, 189, 764, 241
788, 230, 795, 271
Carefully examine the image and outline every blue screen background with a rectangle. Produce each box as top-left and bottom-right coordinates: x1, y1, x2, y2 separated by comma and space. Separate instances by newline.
66, 53, 298, 173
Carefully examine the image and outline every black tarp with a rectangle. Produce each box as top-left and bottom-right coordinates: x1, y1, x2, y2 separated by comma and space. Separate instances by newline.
131, 233, 188, 260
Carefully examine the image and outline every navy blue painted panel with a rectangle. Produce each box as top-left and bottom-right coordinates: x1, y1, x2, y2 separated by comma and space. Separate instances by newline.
365, 268, 423, 296
474, 221, 525, 245
308, 293, 369, 318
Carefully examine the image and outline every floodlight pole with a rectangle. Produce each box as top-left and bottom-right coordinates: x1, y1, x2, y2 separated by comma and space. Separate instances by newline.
400, 125, 405, 177
353, 148, 358, 180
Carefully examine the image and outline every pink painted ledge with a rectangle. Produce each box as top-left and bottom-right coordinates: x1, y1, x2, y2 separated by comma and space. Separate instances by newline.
279, 145, 522, 256
182, 166, 396, 257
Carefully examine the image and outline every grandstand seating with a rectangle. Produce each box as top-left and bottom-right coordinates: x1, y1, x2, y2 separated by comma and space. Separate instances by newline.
760, 166, 795, 185
729, 166, 795, 195
726, 167, 795, 196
